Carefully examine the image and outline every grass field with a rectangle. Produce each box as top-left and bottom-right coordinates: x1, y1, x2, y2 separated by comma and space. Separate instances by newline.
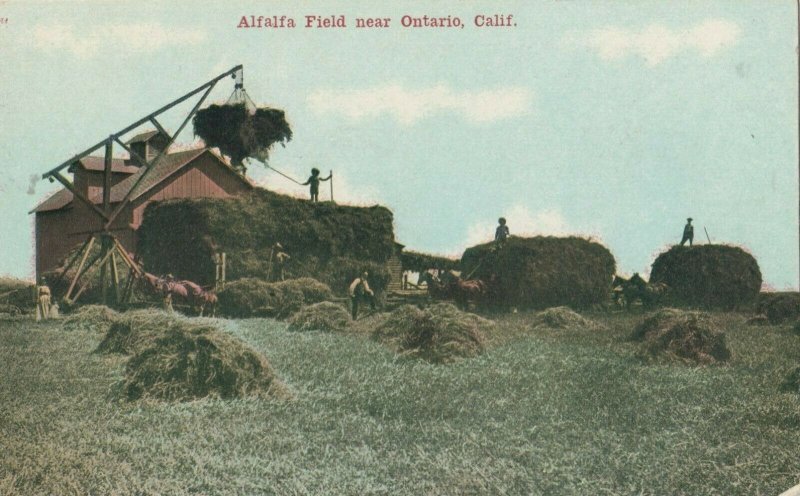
1, 310, 799, 495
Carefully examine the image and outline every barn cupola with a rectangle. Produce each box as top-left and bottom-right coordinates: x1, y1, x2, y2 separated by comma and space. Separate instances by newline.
126, 130, 171, 166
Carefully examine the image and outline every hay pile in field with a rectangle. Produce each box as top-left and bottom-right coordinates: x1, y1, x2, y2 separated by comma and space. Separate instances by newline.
755, 292, 800, 324
62, 305, 119, 333
218, 277, 334, 319
0, 277, 34, 314
373, 303, 491, 363
138, 188, 394, 292
460, 236, 616, 310
631, 308, 731, 365
96, 309, 180, 355
650, 245, 761, 310
528, 306, 606, 332
287, 302, 351, 333
123, 324, 290, 402
746, 314, 770, 326
192, 103, 292, 167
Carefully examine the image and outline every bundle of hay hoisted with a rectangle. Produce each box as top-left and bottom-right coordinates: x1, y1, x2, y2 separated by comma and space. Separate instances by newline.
460, 236, 616, 310
137, 188, 394, 292
631, 308, 731, 365
528, 306, 606, 332
217, 277, 333, 319
373, 303, 492, 363
288, 301, 351, 333
650, 245, 761, 310
192, 103, 292, 169
95, 308, 289, 401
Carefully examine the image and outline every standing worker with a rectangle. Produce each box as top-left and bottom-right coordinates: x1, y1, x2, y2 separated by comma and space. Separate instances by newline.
680, 217, 694, 247
301, 167, 332, 203
269, 243, 291, 282
35, 277, 51, 321
349, 271, 376, 320
495, 217, 510, 243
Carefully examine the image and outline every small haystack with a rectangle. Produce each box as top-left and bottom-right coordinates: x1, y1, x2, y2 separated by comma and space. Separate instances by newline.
373, 303, 491, 363
95, 309, 180, 355
631, 308, 731, 365
0, 277, 34, 314
650, 245, 761, 310
123, 325, 290, 402
218, 277, 333, 319
460, 236, 616, 310
287, 302, 351, 333
746, 314, 770, 326
756, 292, 800, 324
528, 306, 606, 332
62, 305, 119, 333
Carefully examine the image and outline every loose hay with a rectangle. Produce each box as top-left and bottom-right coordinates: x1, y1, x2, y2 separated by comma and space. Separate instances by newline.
373, 303, 491, 363
755, 292, 800, 324
123, 324, 290, 402
138, 188, 394, 292
631, 308, 731, 365
95, 309, 181, 355
460, 236, 616, 310
62, 305, 119, 333
746, 314, 770, 326
781, 367, 800, 394
218, 278, 332, 319
0, 277, 34, 314
287, 302, 351, 333
528, 306, 606, 331
650, 245, 761, 310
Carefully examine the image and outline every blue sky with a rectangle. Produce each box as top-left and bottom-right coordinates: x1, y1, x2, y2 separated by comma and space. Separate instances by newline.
0, 0, 797, 288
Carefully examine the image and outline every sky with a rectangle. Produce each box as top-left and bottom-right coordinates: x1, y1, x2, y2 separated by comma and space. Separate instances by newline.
0, 0, 797, 288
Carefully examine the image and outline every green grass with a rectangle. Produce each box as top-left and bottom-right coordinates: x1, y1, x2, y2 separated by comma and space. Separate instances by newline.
1, 310, 799, 495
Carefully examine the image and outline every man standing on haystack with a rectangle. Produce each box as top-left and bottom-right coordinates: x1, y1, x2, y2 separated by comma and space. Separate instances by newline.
680, 218, 694, 246
301, 167, 331, 203
349, 271, 376, 320
495, 217, 510, 244
35, 277, 51, 321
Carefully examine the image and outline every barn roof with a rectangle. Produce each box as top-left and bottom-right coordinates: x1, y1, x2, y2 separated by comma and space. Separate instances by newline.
31, 148, 252, 213
126, 130, 166, 144
68, 156, 141, 174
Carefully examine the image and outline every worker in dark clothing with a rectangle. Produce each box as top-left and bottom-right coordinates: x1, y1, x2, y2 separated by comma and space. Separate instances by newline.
495, 217, 510, 243
349, 271, 376, 320
301, 168, 331, 202
269, 243, 290, 281
680, 218, 694, 246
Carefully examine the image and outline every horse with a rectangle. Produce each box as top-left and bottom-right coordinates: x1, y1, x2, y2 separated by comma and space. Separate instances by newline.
179, 280, 217, 317
612, 273, 668, 310
418, 271, 450, 300
440, 270, 489, 310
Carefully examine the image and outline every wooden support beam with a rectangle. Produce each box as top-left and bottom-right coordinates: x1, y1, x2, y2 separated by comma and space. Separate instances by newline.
52, 172, 109, 221
149, 117, 171, 140
110, 251, 121, 304
105, 82, 218, 229
53, 235, 92, 286
64, 236, 96, 301
112, 238, 142, 277
42, 65, 242, 180
71, 246, 115, 305
103, 139, 113, 213
113, 136, 148, 166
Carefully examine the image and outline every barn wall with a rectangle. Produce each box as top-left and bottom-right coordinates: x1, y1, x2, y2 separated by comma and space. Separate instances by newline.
130, 154, 249, 228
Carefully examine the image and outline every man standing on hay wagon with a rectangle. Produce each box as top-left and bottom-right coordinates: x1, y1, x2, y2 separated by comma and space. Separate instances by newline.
35, 277, 52, 321
349, 271, 376, 320
301, 167, 331, 203
680, 217, 694, 247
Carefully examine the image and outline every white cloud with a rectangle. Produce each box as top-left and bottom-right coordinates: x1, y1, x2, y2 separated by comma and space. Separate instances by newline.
32, 22, 207, 58
307, 83, 533, 125
566, 19, 741, 66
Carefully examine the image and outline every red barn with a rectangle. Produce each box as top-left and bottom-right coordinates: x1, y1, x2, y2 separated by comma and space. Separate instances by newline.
31, 131, 252, 277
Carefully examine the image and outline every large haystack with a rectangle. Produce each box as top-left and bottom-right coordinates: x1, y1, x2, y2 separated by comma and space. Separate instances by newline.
755, 292, 800, 324
217, 277, 333, 319
631, 308, 731, 365
528, 306, 606, 332
650, 245, 761, 310
460, 236, 616, 310
287, 302, 351, 333
62, 305, 119, 333
373, 303, 491, 363
137, 188, 394, 293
